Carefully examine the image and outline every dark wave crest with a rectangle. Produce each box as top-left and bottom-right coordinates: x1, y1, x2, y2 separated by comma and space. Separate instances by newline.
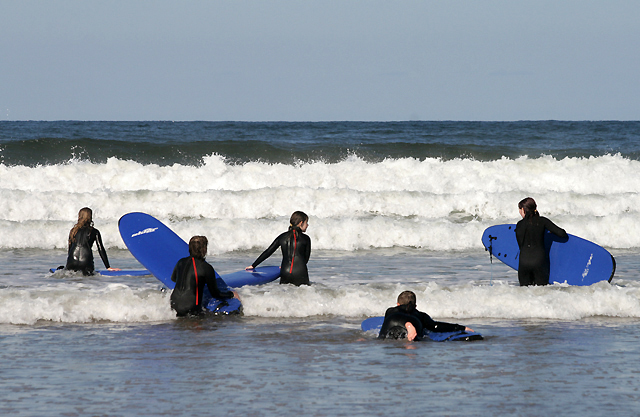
1, 120, 639, 166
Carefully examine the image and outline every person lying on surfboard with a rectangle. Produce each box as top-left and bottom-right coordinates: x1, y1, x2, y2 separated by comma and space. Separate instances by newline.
170, 236, 238, 317
64, 207, 120, 275
516, 197, 568, 286
246, 211, 311, 286
378, 291, 474, 341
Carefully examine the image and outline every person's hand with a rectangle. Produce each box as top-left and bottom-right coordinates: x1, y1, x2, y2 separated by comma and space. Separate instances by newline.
232, 291, 240, 300
465, 326, 474, 332
107, 267, 122, 271
245, 266, 254, 270
405, 322, 418, 341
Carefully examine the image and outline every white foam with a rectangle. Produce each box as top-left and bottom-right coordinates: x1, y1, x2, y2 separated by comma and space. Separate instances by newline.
1, 154, 640, 250
2, 279, 639, 324
0, 283, 175, 325
239, 280, 640, 320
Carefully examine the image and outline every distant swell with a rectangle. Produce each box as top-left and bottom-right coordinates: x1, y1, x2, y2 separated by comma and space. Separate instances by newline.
2, 120, 640, 166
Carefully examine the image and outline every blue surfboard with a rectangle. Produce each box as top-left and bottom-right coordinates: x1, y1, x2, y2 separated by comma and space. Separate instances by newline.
118, 212, 280, 314
49, 268, 151, 276
220, 267, 282, 288
361, 316, 483, 342
481, 224, 615, 285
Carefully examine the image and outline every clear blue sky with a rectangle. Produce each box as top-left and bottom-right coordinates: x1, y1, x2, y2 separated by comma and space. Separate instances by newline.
1, 1, 639, 121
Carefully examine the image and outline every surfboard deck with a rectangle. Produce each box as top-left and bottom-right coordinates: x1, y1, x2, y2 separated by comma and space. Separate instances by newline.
221, 267, 281, 288
118, 212, 280, 314
361, 316, 483, 342
49, 268, 151, 276
481, 224, 615, 286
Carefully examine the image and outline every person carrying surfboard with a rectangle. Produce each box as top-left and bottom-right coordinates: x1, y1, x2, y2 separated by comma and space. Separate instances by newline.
64, 207, 120, 275
378, 291, 474, 341
246, 211, 311, 286
515, 197, 568, 286
170, 236, 238, 317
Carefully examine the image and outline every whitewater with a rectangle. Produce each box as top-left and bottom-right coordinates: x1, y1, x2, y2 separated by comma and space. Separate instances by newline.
1, 153, 640, 325
1, 153, 639, 252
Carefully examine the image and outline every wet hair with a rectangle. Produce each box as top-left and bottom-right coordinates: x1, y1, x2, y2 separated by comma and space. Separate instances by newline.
69, 207, 93, 245
286, 211, 309, 262
397, 290, 417, 312
289, 211, 309, 230
518, 197, 539, 221
188, 236, 208, 259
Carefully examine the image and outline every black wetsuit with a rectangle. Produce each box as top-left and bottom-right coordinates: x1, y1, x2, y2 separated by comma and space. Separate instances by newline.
378, 305, 466, 340
251, 229, 311, 286
65, 227, 110, 275
170, 256, 234, 317
515, 216, 568, 286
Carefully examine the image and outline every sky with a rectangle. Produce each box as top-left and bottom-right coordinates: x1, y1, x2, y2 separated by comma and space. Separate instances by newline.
1, 1, 639, 121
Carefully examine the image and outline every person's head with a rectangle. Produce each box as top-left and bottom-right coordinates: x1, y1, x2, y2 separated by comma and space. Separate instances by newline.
397, 290, 417, 311
77, 207, 93, 227
518, 197, 538, 220
188, 236, 208, 259
69, 207, 94, 244
289, 211, 309, 232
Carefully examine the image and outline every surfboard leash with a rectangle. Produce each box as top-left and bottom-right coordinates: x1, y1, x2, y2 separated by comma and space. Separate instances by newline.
487, 235, 497, 286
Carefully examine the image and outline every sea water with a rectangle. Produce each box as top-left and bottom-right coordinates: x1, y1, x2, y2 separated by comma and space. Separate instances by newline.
1, 121, 640, 416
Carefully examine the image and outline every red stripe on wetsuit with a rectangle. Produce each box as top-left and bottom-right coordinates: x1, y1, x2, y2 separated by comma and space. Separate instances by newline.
192, 257, 199, 306
289, 231, 297, 274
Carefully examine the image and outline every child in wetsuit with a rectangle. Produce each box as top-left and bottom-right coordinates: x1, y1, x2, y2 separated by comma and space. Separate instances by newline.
246, 211, 311, 286
515, 197, 568, 286
65, 207, 119, 275
170, 236, 237, 316
378, 291, 473, 341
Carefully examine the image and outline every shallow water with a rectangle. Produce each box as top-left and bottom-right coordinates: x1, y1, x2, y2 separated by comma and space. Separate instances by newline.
2, 249, 640, 416
3, 316, 640, 416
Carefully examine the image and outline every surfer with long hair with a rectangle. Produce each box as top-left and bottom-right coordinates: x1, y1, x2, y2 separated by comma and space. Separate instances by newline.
246, 211, 311, 286
65, 207, 120, 275
515, 197, 568, 286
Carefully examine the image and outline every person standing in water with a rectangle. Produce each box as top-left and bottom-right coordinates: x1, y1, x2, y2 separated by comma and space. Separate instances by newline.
170, 235, 238, 317
65, 207, 120, 275
515, 197, 568, 286
246, 211, 311, 286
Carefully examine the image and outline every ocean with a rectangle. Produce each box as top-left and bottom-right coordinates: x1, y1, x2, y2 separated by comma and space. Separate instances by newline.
1, 121, 640, 416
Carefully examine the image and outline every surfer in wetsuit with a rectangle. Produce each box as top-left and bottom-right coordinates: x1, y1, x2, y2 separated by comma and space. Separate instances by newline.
65, 207, 119, 275
246, 211, 311, 286
378, 291, 474, 341
170, 236, 238, 317
515, 197, 568, 286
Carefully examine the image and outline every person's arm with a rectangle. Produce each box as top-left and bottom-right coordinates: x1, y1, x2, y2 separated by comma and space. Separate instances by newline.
543, 217, 568, 239
170, 259, 182, 283
303, 234, 311, 264
515, 220, 525, 248
204, 264, 235, 299
94, 229, 119, 270
246, 234, 282, 270
417, 311, 466, 333
405, 322, 418, 341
